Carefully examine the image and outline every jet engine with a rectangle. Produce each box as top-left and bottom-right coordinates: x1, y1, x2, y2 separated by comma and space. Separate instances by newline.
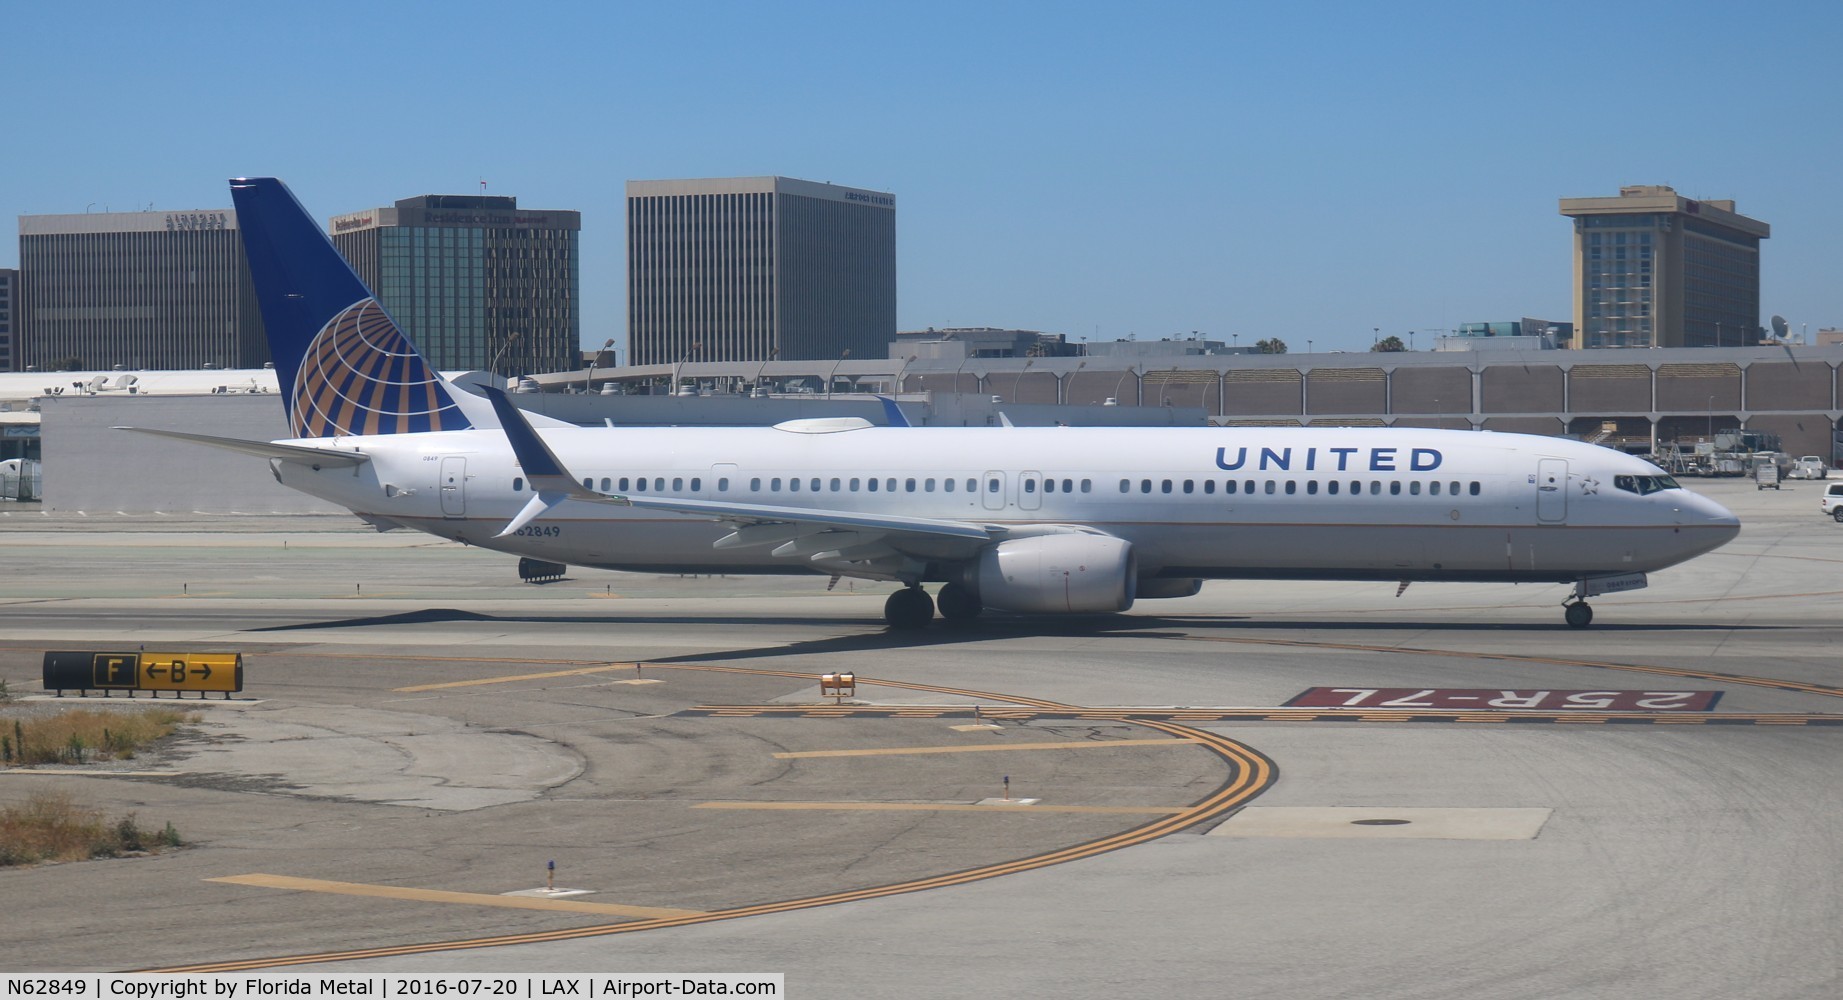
973, 533, 1136, 614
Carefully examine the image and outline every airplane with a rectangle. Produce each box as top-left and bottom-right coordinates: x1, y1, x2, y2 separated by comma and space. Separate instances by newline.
123, 177, 1741, 630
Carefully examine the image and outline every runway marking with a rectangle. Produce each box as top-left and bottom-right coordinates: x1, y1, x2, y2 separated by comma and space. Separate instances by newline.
772, 738, 1201, 759
393, 664, 639, 692
683, 706, 1843, 726
693, 801, 1186, 815
150, 719, 1275, 973
205, 874, 704, 918
1170, 634, 1843, 700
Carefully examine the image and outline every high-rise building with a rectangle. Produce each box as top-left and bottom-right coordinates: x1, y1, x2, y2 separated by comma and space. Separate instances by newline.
0, 269, 15, 372
627, 176, 895, 366
1559, 185, 1770, 349
16, 210, 265, 370
329, 194, 581, 376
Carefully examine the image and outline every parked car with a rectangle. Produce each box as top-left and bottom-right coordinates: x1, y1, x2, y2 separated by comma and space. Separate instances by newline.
1791, 456, 1829, 479
1823, 482, 1843, 522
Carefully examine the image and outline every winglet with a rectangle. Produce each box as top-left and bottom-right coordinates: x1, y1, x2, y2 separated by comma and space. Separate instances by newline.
874, 395, 912, 427
481, 385, 606, 537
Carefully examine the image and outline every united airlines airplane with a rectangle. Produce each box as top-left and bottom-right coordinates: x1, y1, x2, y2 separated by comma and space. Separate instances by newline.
126, 178, 1740, 629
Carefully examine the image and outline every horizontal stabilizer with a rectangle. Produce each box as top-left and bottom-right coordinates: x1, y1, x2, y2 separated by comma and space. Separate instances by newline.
113, 427, 369, 467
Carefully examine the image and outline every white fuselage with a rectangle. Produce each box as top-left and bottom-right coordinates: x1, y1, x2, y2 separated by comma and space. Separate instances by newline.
271, 424, 1739, 587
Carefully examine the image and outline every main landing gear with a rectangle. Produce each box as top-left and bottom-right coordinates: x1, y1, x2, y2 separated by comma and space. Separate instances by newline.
884, 583, 985, 630
884, 586, 935, 631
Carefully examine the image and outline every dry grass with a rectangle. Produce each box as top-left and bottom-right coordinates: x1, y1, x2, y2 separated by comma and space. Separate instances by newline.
0, 705, 197, 766
0, 789, 182, 866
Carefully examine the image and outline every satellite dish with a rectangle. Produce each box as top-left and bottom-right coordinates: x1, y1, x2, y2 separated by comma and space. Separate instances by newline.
1771, 315, 1789, 340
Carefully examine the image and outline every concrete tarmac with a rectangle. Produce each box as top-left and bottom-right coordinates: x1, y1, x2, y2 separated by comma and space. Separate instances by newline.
0, 478, 1838, 998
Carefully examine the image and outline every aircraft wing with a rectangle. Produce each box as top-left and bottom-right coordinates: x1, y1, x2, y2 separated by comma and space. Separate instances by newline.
113, 427, 371, 467
480, 387, 1000, 567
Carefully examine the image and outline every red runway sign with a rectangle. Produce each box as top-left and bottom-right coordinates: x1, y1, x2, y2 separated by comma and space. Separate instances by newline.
1286, 688, 1722, 711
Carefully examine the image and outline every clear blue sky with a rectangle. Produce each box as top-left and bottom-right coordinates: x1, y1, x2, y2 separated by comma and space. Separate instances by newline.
4, 1, 1838, 354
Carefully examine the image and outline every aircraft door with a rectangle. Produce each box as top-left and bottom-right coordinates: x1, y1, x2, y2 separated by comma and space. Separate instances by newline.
440, 457, 467, 517
1536, 458, 1567, 523
981, 471, 1007, 511
1018, 471, 1043, 511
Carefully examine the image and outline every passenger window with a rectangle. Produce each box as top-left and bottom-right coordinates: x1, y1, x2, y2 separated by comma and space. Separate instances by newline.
1327, 481, 1339, 495
1450, 481, 1460, 495
888, 478, 898, 492
1044, 479, 1056, 494
1469, 482, 1480, 496
1285, 481, 1297, 495
1410, 481, 1422, 495
771, 478, 782, 491
1430, 481, 1441, 496
868, 478, 879, 492
1141, 479, 1152, 494
943, 478, 953, 492
582, 478, 592, 489
831, 478, 842, 491
654, 478, 664, 491
1264, 480, 1276, 495
749, 478, 760, 491
850, 477, 861, 491
1204, 480, 1216, 495
600, 477, 610, 492
691, 478, 701, 492
966, 478, 976, 492
810, 478, 820, 492
1308, 481, 1320, 495
1024, 479, 1036, 493
925, 478, 936, 492
513, 477, 524, 492
1183, 479, 1195, 494
718, 478, 729, 492
1369, 481, 1381, 495
906, 478, 917, 492
1120, 479, 1131, 493
1080, 479, 1091, 493
634, 478, 647, 492
1161, 479, 1172, 494
1389, 482, 1401, 495
790, 478, 801, 492
673, 477, 683, 491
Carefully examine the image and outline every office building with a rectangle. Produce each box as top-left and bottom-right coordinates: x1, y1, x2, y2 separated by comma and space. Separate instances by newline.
330, 194, 581, 376
627, 176, 895, 366
16, 210, 265, 370
0, 269, 15, 372
1559, 185, 1770, 349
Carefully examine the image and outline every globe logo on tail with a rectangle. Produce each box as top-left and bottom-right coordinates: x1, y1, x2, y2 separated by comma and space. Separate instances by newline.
289, 298, 471, 438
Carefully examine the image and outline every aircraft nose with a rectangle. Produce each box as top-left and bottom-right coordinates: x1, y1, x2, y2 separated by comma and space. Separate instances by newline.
1679, 493, 1740, 545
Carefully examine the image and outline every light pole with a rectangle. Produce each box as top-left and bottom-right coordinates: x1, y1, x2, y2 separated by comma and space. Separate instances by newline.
672, 341, 701, 395
826, 348, 852, 399
1373, 326, 1379, 347
585, 337, 614, 393
1307, 339, 1314, 355
489, 332, 523, 382
1011, 358, 1034, 402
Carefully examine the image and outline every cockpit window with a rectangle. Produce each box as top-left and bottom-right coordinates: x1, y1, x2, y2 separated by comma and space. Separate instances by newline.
1614, 474, 1680, 495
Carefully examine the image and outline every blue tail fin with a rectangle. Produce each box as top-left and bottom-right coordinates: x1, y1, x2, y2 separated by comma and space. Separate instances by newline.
230, 177, 473, 438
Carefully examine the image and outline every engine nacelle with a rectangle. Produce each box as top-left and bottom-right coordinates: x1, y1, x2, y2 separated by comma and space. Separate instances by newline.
974, 534, 1136, 614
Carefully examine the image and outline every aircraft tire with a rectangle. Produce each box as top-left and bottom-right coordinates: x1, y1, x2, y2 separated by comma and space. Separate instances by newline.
937, 582, 983, 621
1564, 602, 1593, 628
885, 587, 935, 630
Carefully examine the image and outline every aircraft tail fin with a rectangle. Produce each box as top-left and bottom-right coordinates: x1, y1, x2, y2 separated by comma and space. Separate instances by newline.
230, 177, 480, 438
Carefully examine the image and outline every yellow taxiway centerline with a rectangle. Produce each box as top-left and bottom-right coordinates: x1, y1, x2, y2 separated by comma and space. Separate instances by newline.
773, 737, 1202, 759
394, 665, 638, 693
207, 874, 703, 919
